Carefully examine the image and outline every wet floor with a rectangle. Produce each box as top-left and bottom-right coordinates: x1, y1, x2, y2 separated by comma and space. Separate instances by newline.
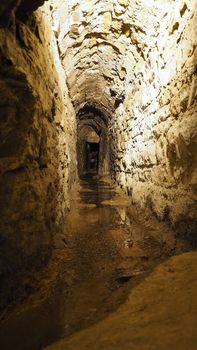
0, 176, 191, 350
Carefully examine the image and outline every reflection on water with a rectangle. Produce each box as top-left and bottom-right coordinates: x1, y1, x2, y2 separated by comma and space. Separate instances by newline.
0, 176, 191, 350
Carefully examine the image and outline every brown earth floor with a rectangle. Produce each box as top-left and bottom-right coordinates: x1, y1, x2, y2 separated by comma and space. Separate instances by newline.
46, 251, 197, 350
0, 175, 195, 350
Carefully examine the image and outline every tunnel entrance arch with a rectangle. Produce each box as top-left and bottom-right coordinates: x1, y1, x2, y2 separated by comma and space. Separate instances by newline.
76, 104, 110, 178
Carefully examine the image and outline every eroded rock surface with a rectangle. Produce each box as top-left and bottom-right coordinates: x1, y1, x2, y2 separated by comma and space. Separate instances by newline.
0, 2, 77, 309
0, 177, 192, 350
50, 0, 197, 239
46, 251, 197, 350
0, 0, 196, 327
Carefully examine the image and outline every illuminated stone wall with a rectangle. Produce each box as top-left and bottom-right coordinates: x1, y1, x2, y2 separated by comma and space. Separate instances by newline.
0, 1, 77, 304
109, 0, 197, 238
55, 0, 197, 237
0, 0, 196, 306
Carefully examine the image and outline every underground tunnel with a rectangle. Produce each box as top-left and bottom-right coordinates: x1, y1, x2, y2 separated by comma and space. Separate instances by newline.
0, 0, 197, 349
77, 104, 110, 177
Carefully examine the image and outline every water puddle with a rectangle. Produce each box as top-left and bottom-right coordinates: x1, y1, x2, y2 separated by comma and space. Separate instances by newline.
0, 176, 191, 350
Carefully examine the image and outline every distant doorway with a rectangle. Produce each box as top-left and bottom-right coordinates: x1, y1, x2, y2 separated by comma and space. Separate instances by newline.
77, 125, 101, 177
85, 142, 100, 174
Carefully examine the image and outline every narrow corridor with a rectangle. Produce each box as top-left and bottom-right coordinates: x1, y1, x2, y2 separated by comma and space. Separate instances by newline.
0, 176, 191, 350
0, 0, 197, 349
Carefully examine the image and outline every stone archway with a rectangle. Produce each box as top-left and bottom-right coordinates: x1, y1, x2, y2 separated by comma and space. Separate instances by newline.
77, 104, 111, 178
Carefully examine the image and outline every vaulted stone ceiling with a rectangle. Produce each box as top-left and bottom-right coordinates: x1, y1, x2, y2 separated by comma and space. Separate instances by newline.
1, 0, 195, 220
0, 0, 196, 316
51, 0, 158, 116
48, 1, 196, 216
49, 0, 194, 119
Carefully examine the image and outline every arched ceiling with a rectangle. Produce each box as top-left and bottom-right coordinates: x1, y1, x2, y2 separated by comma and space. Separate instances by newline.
1, 0, 188, 124
77, 104, 108, 135
49, 0, 170, 119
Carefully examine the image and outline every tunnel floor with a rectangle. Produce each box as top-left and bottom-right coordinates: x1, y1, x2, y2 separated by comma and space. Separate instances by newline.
0, 176, 192, 350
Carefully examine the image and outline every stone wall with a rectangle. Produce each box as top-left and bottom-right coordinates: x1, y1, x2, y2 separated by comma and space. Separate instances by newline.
0, 2, 77, 307
54, 0, 197, 239
0, 0, 196, 308
108, 0, 197, 240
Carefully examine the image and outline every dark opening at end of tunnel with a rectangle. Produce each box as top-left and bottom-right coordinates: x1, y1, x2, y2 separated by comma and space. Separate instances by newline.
76, 104, 111, 180
85, 141, 100, 174
0, 0, 197, 349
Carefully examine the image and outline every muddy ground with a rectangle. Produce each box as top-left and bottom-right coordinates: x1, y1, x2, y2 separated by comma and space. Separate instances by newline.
0, 176, 192, 350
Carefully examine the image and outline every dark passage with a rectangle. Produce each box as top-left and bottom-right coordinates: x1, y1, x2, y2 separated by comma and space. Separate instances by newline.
85, 142, 99, 173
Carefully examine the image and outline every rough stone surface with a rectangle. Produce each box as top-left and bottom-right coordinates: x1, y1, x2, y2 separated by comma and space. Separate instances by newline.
0, 3, 77, 308
45, 251, 197, 350
0, 0, 197, 312
52, 0, 197, 239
